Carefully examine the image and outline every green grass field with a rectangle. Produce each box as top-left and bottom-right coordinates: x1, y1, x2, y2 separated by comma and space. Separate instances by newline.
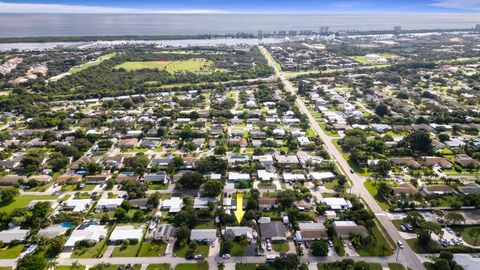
174, 243, 209, 257
388, 263, 406, 270
71, 238, 107, 258
115, 59, 213, 74
363, 181, 390, 210
147, 264, 170, 270
355, 224, 393, 256
0, 195, 56, 213
230, 241, 248, 256
111, 242, 142, 257
460, 226, 480, 246
272, 242, 289, 252
138, 242, 167, 257
176, 263, 208, 270
56, 266, 86, 270
235, 264, 258, 270
70, 52, 116, 74
0, 244, 24, 259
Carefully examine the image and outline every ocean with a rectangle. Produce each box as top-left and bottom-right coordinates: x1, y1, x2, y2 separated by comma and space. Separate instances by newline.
0, 13, 478, 37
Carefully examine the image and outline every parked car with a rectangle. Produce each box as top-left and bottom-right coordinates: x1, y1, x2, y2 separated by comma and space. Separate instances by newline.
350, 169, 354, 174
400, 225, 406, 232
328, 240, 333, 247
405, 224, 413, 231
222, 254, 231, 259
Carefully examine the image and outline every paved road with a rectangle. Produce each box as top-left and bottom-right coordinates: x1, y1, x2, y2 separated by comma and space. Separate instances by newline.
259, 46, 426, 270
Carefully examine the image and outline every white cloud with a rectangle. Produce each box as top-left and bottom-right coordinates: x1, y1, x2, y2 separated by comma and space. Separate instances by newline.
431, 0, 480, 11
0, 1, 225, 13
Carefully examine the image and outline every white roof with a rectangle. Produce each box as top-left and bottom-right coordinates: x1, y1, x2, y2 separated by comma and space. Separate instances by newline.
109, 226, 143, 241
162, 197, 183, 213
228, 172, 250, 181
309, 172, 335, 180
283, 173, 305, 181
64, 199, 92, 212
322, 197, 350, 210
96, 198, 124, 207
334, 221, 358, 227
65, 225, 107, 247
257, 170, 277, 181
0, 227, 29, 243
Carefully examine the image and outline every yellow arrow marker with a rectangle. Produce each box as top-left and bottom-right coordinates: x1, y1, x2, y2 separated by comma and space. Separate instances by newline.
234, 193, 245, 224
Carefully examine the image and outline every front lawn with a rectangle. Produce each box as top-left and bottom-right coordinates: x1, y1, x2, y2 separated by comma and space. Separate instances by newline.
71, 238, 108, 258
230, 241, 248, 256
236, 264, 261, 270
0, 195, 56, 213
176, 262, 208, 270
174, 243, 209, 257
0, 244, 24, 259
138, 241, 167, 257
458, 226, 480, 246
364, 181, 390, 210
194, 220, 215, 229
56, 266, 86, 270
147, 264, 170, 270
111, 242, 142, 257
388, 263, 406, 270
355, 224, 393, 256
272, 242, 289, 252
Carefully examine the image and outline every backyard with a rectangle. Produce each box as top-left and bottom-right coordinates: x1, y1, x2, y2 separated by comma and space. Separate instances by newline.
0, 195, 56, 213
138, 241, 167, 257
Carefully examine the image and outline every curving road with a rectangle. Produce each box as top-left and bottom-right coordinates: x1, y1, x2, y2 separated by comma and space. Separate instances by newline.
259, 46, 426, 270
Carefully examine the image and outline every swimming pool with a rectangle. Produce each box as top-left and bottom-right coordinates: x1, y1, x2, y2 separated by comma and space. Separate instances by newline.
60, 222, 75, 228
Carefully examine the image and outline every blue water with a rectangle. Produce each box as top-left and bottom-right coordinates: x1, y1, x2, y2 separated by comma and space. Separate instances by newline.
60, 222, 75, 228
0, 13, 478, 37
75, 169, 88, 175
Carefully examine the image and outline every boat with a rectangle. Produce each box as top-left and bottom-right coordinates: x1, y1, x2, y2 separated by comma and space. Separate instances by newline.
25, 244, 37, 255
148, 220, 157, 230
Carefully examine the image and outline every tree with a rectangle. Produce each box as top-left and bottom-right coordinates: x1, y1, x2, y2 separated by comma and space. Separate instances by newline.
375, 103, 390, 117
16, 255, 47, 270
177, 172, 205, 189
147, 192, 161, 208
438, 133, 450, 143
175, 226, 191, 244
173, 209, 198, 228
310, 240, 328, 256
196, 156, 227, 174
444, 212, 465, 225
202, 179, 224, 197
114, 207, 127, 221
404, 129, 432, 153
0, 188, 18, 204
124, 154, 149, 175
87, 162, 102, 175
377, 182, 392, 198
468, 227, 480, 246
273, 253, 300, 270
121, 180, 147, 199
277, 190, 297, 208
418, 229, 432, 246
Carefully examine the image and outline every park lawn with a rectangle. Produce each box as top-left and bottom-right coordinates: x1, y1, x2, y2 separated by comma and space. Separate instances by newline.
174, 244, 209, 257
116, 61, 171, 71
165, 59, 213, 74
176, 263, 208, 270
355, 224, 393, 256
0, 244, 24, 259
388, 263, 406, 270
56, 266, 85, 270
0, 196, 56, 213
70, 52, 116, 73
138, 242, 167, 257
272, 242, 289, 252
111, 242, 142, 257
406, 238, 440, 253
71, 238, 108, 258
147, 264, 170, 270
364, 181, 390, 211
230, 241, 248, 256
115, 59, 213, 74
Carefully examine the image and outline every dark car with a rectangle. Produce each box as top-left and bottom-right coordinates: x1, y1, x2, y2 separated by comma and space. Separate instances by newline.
350, 169, 354, 173
186, 255, 194, 260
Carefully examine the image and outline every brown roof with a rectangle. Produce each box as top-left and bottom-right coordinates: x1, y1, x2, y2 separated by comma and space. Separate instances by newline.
0, 175, 25, 185
392, 182, 418, 195
425, 184, 453, 193
301, 230, 327, 239
115, 175, 139, 183
57, 174, 81, 183
455, 154, 478, 168
391, 157, 420, 168
258, 197, 277, 205
118, 138, 138, 147
423, 157, 453, 168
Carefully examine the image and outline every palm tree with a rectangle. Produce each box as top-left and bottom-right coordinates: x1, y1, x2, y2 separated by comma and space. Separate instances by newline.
218, 262, 225, 270
47, 260, 58, 270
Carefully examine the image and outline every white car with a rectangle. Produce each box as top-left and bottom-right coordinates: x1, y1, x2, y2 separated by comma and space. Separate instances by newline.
397, 240, 404, 249
222, 254, 231, 259
266, 243, 272, 251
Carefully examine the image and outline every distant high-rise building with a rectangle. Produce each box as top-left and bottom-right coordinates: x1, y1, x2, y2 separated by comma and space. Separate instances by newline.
476, 24, 480, 31
278, 30, 286, 36
319, 26, 329, 34
394, 26, 401, 33
288, 30, 297, 36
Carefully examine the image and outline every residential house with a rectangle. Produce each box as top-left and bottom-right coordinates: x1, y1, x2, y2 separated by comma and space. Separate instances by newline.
334, 221, 369, 238
190, 229, 217, 243
259, 221, 287, 242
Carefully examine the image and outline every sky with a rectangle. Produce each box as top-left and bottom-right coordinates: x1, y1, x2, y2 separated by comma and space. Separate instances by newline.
0, 0, 479, 13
